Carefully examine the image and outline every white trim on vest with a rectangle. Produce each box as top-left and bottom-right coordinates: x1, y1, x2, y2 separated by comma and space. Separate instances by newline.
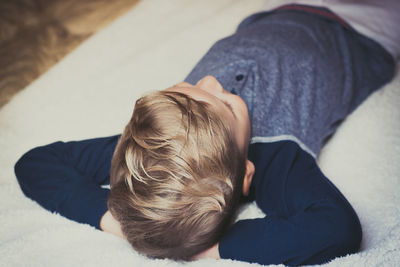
250, 135, 316, 158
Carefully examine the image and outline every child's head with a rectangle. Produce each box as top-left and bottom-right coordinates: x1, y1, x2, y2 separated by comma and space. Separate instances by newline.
108, 76, 253, 260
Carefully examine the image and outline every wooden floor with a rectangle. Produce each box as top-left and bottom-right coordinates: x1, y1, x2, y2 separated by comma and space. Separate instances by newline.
0, 0, 139, 109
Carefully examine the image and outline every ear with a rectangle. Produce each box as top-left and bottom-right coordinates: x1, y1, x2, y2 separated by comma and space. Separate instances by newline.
242, 160, 255, 196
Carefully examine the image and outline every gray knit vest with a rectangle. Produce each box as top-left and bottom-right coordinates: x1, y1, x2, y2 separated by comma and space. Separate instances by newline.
185, 7, 395, 157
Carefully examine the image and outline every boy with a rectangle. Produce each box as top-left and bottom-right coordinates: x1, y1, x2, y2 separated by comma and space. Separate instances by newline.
14, 1, 397, 266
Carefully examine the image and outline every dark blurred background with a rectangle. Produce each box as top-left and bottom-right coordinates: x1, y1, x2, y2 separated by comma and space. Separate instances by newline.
0, 0, 139, 108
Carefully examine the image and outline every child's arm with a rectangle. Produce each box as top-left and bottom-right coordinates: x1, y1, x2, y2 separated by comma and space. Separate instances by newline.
193, 243, 220, 260
100, 210, 125, 238
217, 141, 362, 265
14, 135, 120, 230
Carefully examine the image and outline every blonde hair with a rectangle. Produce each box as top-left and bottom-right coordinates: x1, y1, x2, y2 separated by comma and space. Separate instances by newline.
108, 90, 246, 260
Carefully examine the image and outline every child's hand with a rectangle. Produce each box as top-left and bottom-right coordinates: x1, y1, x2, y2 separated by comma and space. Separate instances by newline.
193, 243, 220, 260
100, 210, 125, 239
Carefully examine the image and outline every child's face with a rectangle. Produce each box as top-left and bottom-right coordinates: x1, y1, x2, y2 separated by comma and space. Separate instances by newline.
166, 75, 251, 154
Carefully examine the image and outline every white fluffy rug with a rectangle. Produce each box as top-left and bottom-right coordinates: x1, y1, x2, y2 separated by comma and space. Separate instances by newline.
0, 0, 399, 266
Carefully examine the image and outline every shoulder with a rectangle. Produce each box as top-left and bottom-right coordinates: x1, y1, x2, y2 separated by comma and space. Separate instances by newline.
248, 140, 316, 174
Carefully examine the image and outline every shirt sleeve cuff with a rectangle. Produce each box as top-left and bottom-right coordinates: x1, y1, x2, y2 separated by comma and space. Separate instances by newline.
62, 182, 110, 230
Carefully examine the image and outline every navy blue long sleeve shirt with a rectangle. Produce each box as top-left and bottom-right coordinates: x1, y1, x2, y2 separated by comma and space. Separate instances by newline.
15, 135, 120, 229
219, 141, 361, 265
15, 136, 362, 265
